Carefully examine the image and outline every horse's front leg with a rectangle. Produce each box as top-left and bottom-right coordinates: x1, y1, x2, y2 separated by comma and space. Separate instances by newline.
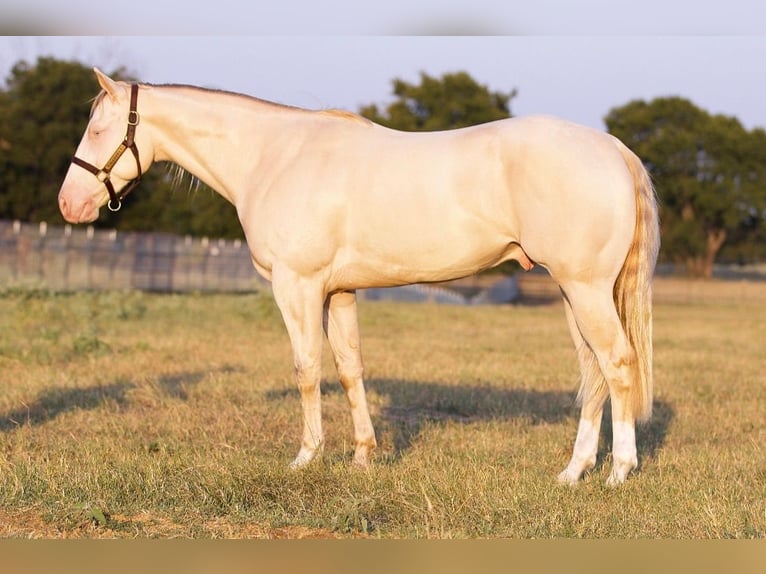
323, 290, 377, 466
271, 267, 326, 468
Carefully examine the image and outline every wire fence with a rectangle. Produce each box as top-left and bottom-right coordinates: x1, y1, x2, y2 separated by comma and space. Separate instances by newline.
0, 220, 266, 293
2, 219, 762, 305
512, 265, 766, 305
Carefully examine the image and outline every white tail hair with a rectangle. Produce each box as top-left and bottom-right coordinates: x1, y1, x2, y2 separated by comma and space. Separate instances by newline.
613, 139, 660, 421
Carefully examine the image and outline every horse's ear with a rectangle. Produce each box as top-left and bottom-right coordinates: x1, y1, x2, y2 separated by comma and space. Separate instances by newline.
93, 67, 121, 99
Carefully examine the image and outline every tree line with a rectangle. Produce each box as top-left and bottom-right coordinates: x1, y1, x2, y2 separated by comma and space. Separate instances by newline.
1, 57, 764, 277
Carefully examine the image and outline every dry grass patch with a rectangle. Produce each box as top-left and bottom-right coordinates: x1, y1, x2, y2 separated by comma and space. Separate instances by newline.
0, 288, 763, 538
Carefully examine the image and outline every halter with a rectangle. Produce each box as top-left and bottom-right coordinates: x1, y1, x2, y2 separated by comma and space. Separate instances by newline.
71, 83, 143, 212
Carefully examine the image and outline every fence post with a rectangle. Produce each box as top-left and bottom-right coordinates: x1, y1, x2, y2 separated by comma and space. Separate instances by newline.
37, 221, 47, 283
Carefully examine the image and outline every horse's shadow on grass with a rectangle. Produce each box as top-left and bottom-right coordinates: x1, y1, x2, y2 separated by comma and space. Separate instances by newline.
3, 371, 674, 474
365, 379, 577, 456
0, 368, 237, 432
0, 382, 138, 432
271, 378, 675, 469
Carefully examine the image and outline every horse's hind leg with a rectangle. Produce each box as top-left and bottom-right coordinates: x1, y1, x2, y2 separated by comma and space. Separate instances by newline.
557, 295, 608, 485
559, 281, 639, 486
323, 290, 377, 466
271, 267, 326, 468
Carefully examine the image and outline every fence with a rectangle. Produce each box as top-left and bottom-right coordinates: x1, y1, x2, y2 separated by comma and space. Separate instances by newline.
0, 220, 266, 292
513, 266, 766, 305
2, 219, 762, 304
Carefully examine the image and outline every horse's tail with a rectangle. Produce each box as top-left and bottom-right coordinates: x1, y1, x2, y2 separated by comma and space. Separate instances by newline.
612, 138, 661, 422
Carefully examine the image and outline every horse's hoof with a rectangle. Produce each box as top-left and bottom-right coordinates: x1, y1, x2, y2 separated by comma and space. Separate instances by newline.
288, 447, 321, 470
557, 469, 581, 486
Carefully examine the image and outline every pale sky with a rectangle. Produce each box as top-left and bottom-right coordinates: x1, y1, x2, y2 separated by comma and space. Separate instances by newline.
1, 2, 764, 132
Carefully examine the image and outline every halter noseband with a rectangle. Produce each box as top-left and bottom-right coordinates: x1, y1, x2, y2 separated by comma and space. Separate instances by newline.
71, 83, 143, 212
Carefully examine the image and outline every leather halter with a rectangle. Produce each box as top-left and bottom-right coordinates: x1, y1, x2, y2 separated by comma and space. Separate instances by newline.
71, 83, 143, 212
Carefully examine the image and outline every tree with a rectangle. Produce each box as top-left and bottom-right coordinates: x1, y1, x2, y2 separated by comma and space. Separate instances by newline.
0, 56, 244, 238
360, 70, 516, 131
718, 126, 766, 264
606, 97, 766, 277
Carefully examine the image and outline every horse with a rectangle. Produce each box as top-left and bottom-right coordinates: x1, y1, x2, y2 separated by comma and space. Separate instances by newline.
58, 68, 659, 486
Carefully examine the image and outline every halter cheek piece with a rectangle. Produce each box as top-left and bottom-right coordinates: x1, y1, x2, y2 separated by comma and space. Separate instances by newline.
70, 83, 143, 212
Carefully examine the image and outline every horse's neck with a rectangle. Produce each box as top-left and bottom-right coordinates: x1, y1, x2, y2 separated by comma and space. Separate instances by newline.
145, 86, 298, 206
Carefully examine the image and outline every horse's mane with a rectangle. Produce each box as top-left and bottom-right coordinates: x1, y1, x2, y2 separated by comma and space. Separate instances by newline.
146, 82, 303, 113
148, 82, 372, 125
166, 162, 201, 196
317, 108, 373, 125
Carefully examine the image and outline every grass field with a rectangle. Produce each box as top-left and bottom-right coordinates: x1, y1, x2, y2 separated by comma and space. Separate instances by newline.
0, 285, 763, 538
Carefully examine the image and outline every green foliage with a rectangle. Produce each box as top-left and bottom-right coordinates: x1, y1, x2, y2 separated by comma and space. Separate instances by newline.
75, 502, 109, 528
606, 97, 766, 276
360, 70, 516, 131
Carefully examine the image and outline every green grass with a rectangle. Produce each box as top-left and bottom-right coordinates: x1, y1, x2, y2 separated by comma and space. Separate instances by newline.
0, 289, 763, 538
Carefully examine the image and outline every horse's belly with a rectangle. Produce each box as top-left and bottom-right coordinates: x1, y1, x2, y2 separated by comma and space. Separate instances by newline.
331, 233, 522, 290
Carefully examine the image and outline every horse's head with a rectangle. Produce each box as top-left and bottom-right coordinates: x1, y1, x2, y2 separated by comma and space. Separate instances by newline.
59, 68, 153, 223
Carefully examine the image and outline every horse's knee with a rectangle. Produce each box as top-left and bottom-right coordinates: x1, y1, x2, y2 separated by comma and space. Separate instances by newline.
294, 360, 322, 392
338, 366, 364, 389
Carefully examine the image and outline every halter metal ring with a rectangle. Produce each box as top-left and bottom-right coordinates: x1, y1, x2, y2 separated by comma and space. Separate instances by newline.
107, 199, 122, 212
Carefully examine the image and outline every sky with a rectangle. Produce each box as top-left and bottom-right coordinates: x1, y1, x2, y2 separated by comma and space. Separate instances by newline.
0, 3, 765, 132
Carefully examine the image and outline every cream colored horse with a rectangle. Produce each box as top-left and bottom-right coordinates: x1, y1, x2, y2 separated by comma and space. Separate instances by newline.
59, 69, 659, 485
